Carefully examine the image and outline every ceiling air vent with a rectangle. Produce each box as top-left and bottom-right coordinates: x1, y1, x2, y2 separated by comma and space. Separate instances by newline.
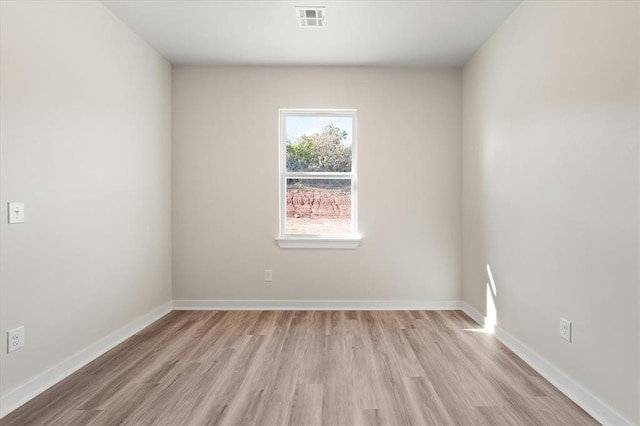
296, 7, 325, 28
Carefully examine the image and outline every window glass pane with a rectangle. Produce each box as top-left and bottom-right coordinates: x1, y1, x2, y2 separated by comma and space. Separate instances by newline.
285, 116, 352, 172
286, 179, 351, 235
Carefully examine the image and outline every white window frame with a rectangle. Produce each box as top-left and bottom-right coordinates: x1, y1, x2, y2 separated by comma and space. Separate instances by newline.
277, 109, 361, 249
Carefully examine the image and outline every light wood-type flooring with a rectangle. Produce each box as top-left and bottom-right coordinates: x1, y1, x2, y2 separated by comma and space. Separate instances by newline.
1, 310, 598, 425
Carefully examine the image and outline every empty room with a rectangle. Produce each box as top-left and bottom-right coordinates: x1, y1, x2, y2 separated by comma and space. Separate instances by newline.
1, 0, 638, 425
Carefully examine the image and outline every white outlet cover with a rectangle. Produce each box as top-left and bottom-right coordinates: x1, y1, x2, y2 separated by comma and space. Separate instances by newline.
8, 202, 25, 224
7, 326, 25, 353
559, 317, 572, 342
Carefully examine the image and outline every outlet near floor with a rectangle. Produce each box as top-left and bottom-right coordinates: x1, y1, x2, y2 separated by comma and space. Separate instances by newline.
7, 326, 25, 353
559, 318, 571, 342
264, 269, 273, 282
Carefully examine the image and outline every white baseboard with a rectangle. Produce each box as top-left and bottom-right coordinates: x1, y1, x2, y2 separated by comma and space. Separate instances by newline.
0, 302, 173, 419
461, 303, 634, 426
172, 299, 462, 311
461, 301, 488, 327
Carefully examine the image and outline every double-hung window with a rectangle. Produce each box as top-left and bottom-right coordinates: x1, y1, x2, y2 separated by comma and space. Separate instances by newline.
277, 109, 360, 249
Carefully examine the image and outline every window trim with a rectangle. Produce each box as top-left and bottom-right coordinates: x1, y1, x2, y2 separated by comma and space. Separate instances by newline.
277, 109, 360, 249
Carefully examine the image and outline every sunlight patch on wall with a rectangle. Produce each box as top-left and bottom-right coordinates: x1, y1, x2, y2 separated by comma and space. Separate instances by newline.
485, 264, 497, 332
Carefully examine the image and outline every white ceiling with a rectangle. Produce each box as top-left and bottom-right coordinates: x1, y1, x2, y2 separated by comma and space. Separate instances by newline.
101, 0, 522, 67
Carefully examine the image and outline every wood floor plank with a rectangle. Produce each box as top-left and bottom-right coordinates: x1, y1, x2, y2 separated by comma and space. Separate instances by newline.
50, 409, 102, 426
216, 322, 291, 425
0, 310, 599, 426
402, 376, 455, 425
353, 409, 383, 426
288, 384, 324, 426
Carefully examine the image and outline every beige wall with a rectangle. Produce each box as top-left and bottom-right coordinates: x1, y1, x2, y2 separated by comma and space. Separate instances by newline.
172, 67, 462, 302
0, 0, 172, 396
462, 1, 639, 422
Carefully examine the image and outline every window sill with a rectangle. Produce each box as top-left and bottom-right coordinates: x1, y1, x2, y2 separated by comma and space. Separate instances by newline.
276, 236, 361, 249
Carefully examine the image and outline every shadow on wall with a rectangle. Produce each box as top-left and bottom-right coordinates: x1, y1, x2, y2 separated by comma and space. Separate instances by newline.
465, 264, 498, 334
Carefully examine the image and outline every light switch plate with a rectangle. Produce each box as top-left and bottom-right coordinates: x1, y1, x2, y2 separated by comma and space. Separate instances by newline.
8, 202, 25, 224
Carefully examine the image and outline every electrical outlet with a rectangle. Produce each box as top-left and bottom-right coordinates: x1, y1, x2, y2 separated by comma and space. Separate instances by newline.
559, 318, 571, 342
264, 269, 273, 282
7, 326, 25, 353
